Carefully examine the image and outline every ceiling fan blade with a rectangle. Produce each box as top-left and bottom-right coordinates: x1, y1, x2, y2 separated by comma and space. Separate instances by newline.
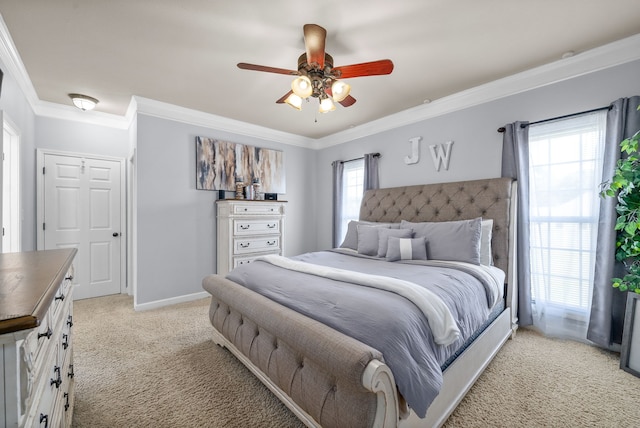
333, 59, 394, 79
303, 24, 327, 68
339, 95, 356, 107
276, 90, 293, 104
237, 63, 298, 76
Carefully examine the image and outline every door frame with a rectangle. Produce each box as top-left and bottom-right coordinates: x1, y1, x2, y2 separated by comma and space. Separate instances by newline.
36, 148, 127, 294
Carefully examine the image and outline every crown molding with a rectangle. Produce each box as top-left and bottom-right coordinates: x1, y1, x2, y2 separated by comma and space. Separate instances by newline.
315, 33, 640, 149
1, 10, 638, 148
0, 14, 39, 107
132, 96, 313, 147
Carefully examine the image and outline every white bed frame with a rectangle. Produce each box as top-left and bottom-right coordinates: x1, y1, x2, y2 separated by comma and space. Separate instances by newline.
207, 179, 518, 427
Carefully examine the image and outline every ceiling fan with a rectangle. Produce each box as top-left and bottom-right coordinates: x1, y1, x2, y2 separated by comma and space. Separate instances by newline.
237, 24, 394, 113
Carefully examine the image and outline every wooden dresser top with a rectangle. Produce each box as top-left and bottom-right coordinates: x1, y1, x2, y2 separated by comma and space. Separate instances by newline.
0, 249, 76, 335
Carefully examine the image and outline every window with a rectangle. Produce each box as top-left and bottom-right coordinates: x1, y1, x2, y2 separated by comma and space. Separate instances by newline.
338, 158, 364, 243
528, 111, 607, 335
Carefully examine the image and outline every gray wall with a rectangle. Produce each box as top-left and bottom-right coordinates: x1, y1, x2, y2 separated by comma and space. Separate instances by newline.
0, 58, 37, 250
134, 114, 316, 305
314, 59, 640, 250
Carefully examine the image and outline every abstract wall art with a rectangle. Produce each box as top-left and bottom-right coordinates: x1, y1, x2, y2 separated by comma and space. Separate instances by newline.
196, 136, 286, 193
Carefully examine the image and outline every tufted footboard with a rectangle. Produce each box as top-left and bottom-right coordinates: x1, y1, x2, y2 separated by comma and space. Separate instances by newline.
203, 274, 401, 428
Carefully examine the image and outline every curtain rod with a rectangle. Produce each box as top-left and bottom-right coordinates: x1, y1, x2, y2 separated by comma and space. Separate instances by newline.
341, 152, 381, 163
496, 105, 612, 133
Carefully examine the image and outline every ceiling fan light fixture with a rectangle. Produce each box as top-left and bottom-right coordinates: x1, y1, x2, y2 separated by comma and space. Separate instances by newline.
331, 80, 351, 102
69, 93, 99, 111
319, 96, 335, 113
291, 76, 313, 98
284, 93, 303, 110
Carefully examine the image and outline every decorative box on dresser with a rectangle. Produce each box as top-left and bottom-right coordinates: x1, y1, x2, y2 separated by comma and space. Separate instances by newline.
0, 248, 77, 428
216, 200, 287, 276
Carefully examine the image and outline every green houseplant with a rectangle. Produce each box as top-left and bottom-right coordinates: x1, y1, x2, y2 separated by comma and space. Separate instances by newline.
600, 109, 640, 294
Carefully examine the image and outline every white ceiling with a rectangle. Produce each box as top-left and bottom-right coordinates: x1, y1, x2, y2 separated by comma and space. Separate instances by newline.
0, 1, 639, 139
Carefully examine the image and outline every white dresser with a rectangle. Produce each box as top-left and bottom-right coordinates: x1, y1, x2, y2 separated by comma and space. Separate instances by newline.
0, 248, 77, 428
216, 200, 287, 276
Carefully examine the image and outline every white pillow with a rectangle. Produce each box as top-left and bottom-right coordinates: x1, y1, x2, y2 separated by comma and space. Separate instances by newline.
480, 219, 493, 265
386, 237, 428, 262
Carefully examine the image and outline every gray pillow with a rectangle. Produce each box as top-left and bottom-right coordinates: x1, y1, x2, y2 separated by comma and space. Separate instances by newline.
340, 220, 399, 250
357, 225, 383, 256
386, 237, 428, 262
400, 217, 482, 264
377, 228, 413, 257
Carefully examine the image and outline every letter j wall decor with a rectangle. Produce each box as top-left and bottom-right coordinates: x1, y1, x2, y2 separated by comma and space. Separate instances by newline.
196, 136, 286, 193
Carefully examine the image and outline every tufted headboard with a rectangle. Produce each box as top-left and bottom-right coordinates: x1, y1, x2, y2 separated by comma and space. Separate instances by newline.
359, 177, 516, 278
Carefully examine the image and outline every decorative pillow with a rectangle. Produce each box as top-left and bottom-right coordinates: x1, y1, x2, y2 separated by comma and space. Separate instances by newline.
357, 225, 384, 256
480, 219, 494, 265
386, 237, 428, 262
340, 220, 399, 250
400, 217, 482, 265
377, 228, 413, 257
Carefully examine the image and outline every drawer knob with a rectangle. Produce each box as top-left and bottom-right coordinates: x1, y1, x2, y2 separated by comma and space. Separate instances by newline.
240, 243, 250, 248
55, 293, 65, 302
65, 275, 73, 281
51, 366, 62, 389
67, 315, 74, 328
64, 392, 70, 411
62, 333, 69, 350
39, 413, 49, 427
267, 240, 276, 246
68, 364, 75, 379
240, 224, 250, 230
267, 224, 276, 228
38, 328, 53, 340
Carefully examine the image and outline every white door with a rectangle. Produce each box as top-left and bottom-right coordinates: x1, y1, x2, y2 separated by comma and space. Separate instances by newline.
42, 153, 123, 299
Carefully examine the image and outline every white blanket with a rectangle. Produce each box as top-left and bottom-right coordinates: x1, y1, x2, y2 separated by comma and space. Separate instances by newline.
257, 254, 461, 345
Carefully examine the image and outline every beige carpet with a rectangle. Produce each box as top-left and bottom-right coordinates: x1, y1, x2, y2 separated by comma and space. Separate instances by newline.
72, 295, 640, 428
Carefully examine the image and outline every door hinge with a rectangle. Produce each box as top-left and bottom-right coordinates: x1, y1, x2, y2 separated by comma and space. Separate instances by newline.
43, 223, 46, 231
43, 166, 45, 174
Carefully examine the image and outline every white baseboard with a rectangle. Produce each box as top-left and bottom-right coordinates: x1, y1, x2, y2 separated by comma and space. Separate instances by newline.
134, 291, 210, 312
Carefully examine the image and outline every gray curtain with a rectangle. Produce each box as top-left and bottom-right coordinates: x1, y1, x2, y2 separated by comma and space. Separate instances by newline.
363, 153, 379, 191
588, 96, 640, 348
331, 160, 344, 248
501, 121, 533, 326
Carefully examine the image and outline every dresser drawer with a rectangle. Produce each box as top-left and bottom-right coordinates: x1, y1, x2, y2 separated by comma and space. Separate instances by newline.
233, 251, 280, 268
233, 219, 280, 236
233, 236, 280, 254
232, 203, 283, 215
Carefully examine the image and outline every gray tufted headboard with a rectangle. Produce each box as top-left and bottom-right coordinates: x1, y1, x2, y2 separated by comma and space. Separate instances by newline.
359, 177, 516, 277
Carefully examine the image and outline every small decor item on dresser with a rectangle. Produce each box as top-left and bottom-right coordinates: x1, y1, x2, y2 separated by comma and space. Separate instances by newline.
244, 185, 255, 200
252, 178, 262, 200
235, 177, 245, 199
265, 193, 277, 200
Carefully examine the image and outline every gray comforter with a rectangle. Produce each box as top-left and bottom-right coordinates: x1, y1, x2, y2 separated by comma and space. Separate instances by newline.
226, 250, 500, 418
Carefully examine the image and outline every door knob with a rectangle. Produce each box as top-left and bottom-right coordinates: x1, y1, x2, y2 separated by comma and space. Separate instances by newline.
113, 232, 120, 237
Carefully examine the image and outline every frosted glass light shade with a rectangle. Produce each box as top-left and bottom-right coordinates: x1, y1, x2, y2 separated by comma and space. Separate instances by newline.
291, 76, 313, 98
331, 80, 351, 102
284, 93, 303, 110
69, 93, 99, 111
319, 97, 335, 113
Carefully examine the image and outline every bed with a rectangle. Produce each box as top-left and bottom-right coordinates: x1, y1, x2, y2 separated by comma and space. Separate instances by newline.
202, 177, 518, 428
